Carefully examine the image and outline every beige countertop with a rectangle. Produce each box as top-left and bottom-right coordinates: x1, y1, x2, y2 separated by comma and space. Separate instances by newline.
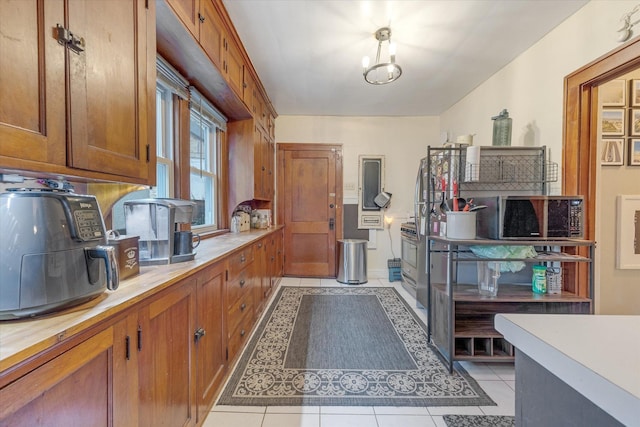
0, 227, 280, 373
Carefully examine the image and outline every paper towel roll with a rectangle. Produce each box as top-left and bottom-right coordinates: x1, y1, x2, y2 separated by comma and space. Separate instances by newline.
465, 146, 481, 182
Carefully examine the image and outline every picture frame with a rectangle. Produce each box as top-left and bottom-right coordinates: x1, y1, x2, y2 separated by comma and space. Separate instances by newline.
601, 138, 624, 165
601, 79, 626, 106
632, 80, 640, 107
616, 195, 640, 269
629, 138, 640, 166
631, 109, 640, 136
601, 108, 625, 136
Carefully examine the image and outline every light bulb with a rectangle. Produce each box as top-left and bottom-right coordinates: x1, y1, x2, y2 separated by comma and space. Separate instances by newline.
384, 215, 393, 227
362, 56, 370, 69
389, 42, 397, 55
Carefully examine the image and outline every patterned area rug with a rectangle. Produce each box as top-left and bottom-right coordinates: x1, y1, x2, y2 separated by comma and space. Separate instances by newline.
443, 415, 515, 427
217, 286, 495, 406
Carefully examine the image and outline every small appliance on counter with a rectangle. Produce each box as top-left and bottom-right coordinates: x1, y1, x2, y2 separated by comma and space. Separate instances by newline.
107, 231, 140, 280
123, 198, 197, 265
0, 189, 119, 320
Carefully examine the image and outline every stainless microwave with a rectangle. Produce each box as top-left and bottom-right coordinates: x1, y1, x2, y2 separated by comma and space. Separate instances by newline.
475, 195, 584, 239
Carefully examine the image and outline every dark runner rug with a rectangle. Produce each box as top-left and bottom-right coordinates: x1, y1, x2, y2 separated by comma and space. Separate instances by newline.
443, 415, 515, 427
217, 286, 495, 407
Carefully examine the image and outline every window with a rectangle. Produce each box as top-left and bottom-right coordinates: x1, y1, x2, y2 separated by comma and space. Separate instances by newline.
189, 89, 226, 232
155, 81, 174, 198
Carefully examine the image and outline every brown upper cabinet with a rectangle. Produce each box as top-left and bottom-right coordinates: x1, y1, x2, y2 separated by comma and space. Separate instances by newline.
165, 0, 244, 100
0, 0, 156, 185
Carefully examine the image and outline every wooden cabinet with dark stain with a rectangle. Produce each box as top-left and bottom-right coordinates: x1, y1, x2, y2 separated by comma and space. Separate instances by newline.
0, 0, 155, 184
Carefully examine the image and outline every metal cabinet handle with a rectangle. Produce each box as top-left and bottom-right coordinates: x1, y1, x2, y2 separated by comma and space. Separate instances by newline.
240, 329, 246, 337
194, 327, 206, 343
240, 279, 246, 287
240, 303, 246, 311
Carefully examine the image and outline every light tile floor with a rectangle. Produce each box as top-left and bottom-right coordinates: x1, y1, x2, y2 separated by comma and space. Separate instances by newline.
203, 277, 515, 427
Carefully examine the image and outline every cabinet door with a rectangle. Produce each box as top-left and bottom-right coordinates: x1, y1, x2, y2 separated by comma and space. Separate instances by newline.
0, 0, 66, 167
199, 0, 224, 71
195, 262, 226, 423
253, 124, 265, 198
242, 69, 256, 112
138, 279, 197, 427
0, 325, 128, 426
224, 35, 244, 98
67, 0, 154, 181
165, 0, 200, 37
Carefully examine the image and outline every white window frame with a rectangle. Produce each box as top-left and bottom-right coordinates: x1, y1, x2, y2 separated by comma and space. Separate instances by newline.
189, 88, 226, 233
155, 82, 174, 198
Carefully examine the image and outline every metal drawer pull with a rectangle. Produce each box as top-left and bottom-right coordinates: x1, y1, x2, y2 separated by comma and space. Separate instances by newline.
240, 279, 246, 287
240, 303, 246, 311
240, 329, 246, 337
240, 255, 246, 262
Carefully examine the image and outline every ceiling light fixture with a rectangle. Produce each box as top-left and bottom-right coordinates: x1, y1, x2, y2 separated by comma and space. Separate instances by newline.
362, 27, 402, 85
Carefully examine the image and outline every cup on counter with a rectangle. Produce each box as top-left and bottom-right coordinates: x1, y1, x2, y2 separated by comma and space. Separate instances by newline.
477, 261, 500, 297
174, 231, 200, 255
446, 211, 477, 239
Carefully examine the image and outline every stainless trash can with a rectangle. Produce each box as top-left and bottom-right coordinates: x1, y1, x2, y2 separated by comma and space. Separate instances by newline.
337, 239, 368, 284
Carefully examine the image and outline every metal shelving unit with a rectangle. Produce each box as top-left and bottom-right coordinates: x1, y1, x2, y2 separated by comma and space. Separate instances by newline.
426, 236, 595, 373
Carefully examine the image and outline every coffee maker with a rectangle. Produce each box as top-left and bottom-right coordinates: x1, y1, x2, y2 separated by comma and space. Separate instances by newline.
123, 198, 197, 265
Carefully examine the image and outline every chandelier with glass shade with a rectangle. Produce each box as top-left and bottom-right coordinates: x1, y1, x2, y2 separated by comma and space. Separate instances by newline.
362, 27, 402, 85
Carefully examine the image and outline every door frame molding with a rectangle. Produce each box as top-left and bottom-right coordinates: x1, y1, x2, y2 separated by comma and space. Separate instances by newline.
563, 37, 640, 297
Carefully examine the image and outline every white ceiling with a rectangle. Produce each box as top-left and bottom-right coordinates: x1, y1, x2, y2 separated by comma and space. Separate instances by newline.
222, 0, 589, 117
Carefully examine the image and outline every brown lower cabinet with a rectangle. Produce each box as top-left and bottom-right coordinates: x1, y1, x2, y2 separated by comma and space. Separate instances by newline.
0, 230, 282, 426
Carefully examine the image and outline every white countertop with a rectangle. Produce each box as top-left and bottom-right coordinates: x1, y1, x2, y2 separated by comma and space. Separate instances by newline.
495, 313, 640, 427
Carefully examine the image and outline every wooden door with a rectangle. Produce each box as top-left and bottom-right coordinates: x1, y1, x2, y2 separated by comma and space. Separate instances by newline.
67, 0, 154, 181
195, 262, 226, 423
278, 143, 343, 277
0, 326, 125, 426
138, 279, 196, 427
0, 0, 66, 168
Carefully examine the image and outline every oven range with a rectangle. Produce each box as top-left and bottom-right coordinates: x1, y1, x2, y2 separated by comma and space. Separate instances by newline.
400, 222, 424, 299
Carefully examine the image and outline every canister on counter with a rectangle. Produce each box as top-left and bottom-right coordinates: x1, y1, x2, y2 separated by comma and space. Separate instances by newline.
532, 265, 547, 294
107, 231, 140, 280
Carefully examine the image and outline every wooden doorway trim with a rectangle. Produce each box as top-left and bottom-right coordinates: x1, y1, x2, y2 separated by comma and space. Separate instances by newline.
563, 37, 640, 297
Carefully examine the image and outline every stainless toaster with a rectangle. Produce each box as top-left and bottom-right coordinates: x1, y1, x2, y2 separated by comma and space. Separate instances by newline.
0, 189, 119, 319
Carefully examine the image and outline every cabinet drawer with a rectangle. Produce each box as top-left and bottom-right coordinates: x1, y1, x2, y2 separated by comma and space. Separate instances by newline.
227, 268, 253, 308
227, 313, 254, 361
227, 245, 254, 281
228, 291, 254, 335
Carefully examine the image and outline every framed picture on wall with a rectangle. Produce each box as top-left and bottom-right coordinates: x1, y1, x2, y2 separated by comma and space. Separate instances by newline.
601, 138, 624, 165
631, 109, 640, 136
632, 80, 640, 106
601, 79, 626, 106
629, 138, 640, 166
601, 109, 625, 136
616, 195, 640, 269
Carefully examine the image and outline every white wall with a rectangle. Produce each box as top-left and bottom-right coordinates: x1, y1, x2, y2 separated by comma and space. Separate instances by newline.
440, 0, 637, 195
276, 115, 440, 277
440, 0, 640, 314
